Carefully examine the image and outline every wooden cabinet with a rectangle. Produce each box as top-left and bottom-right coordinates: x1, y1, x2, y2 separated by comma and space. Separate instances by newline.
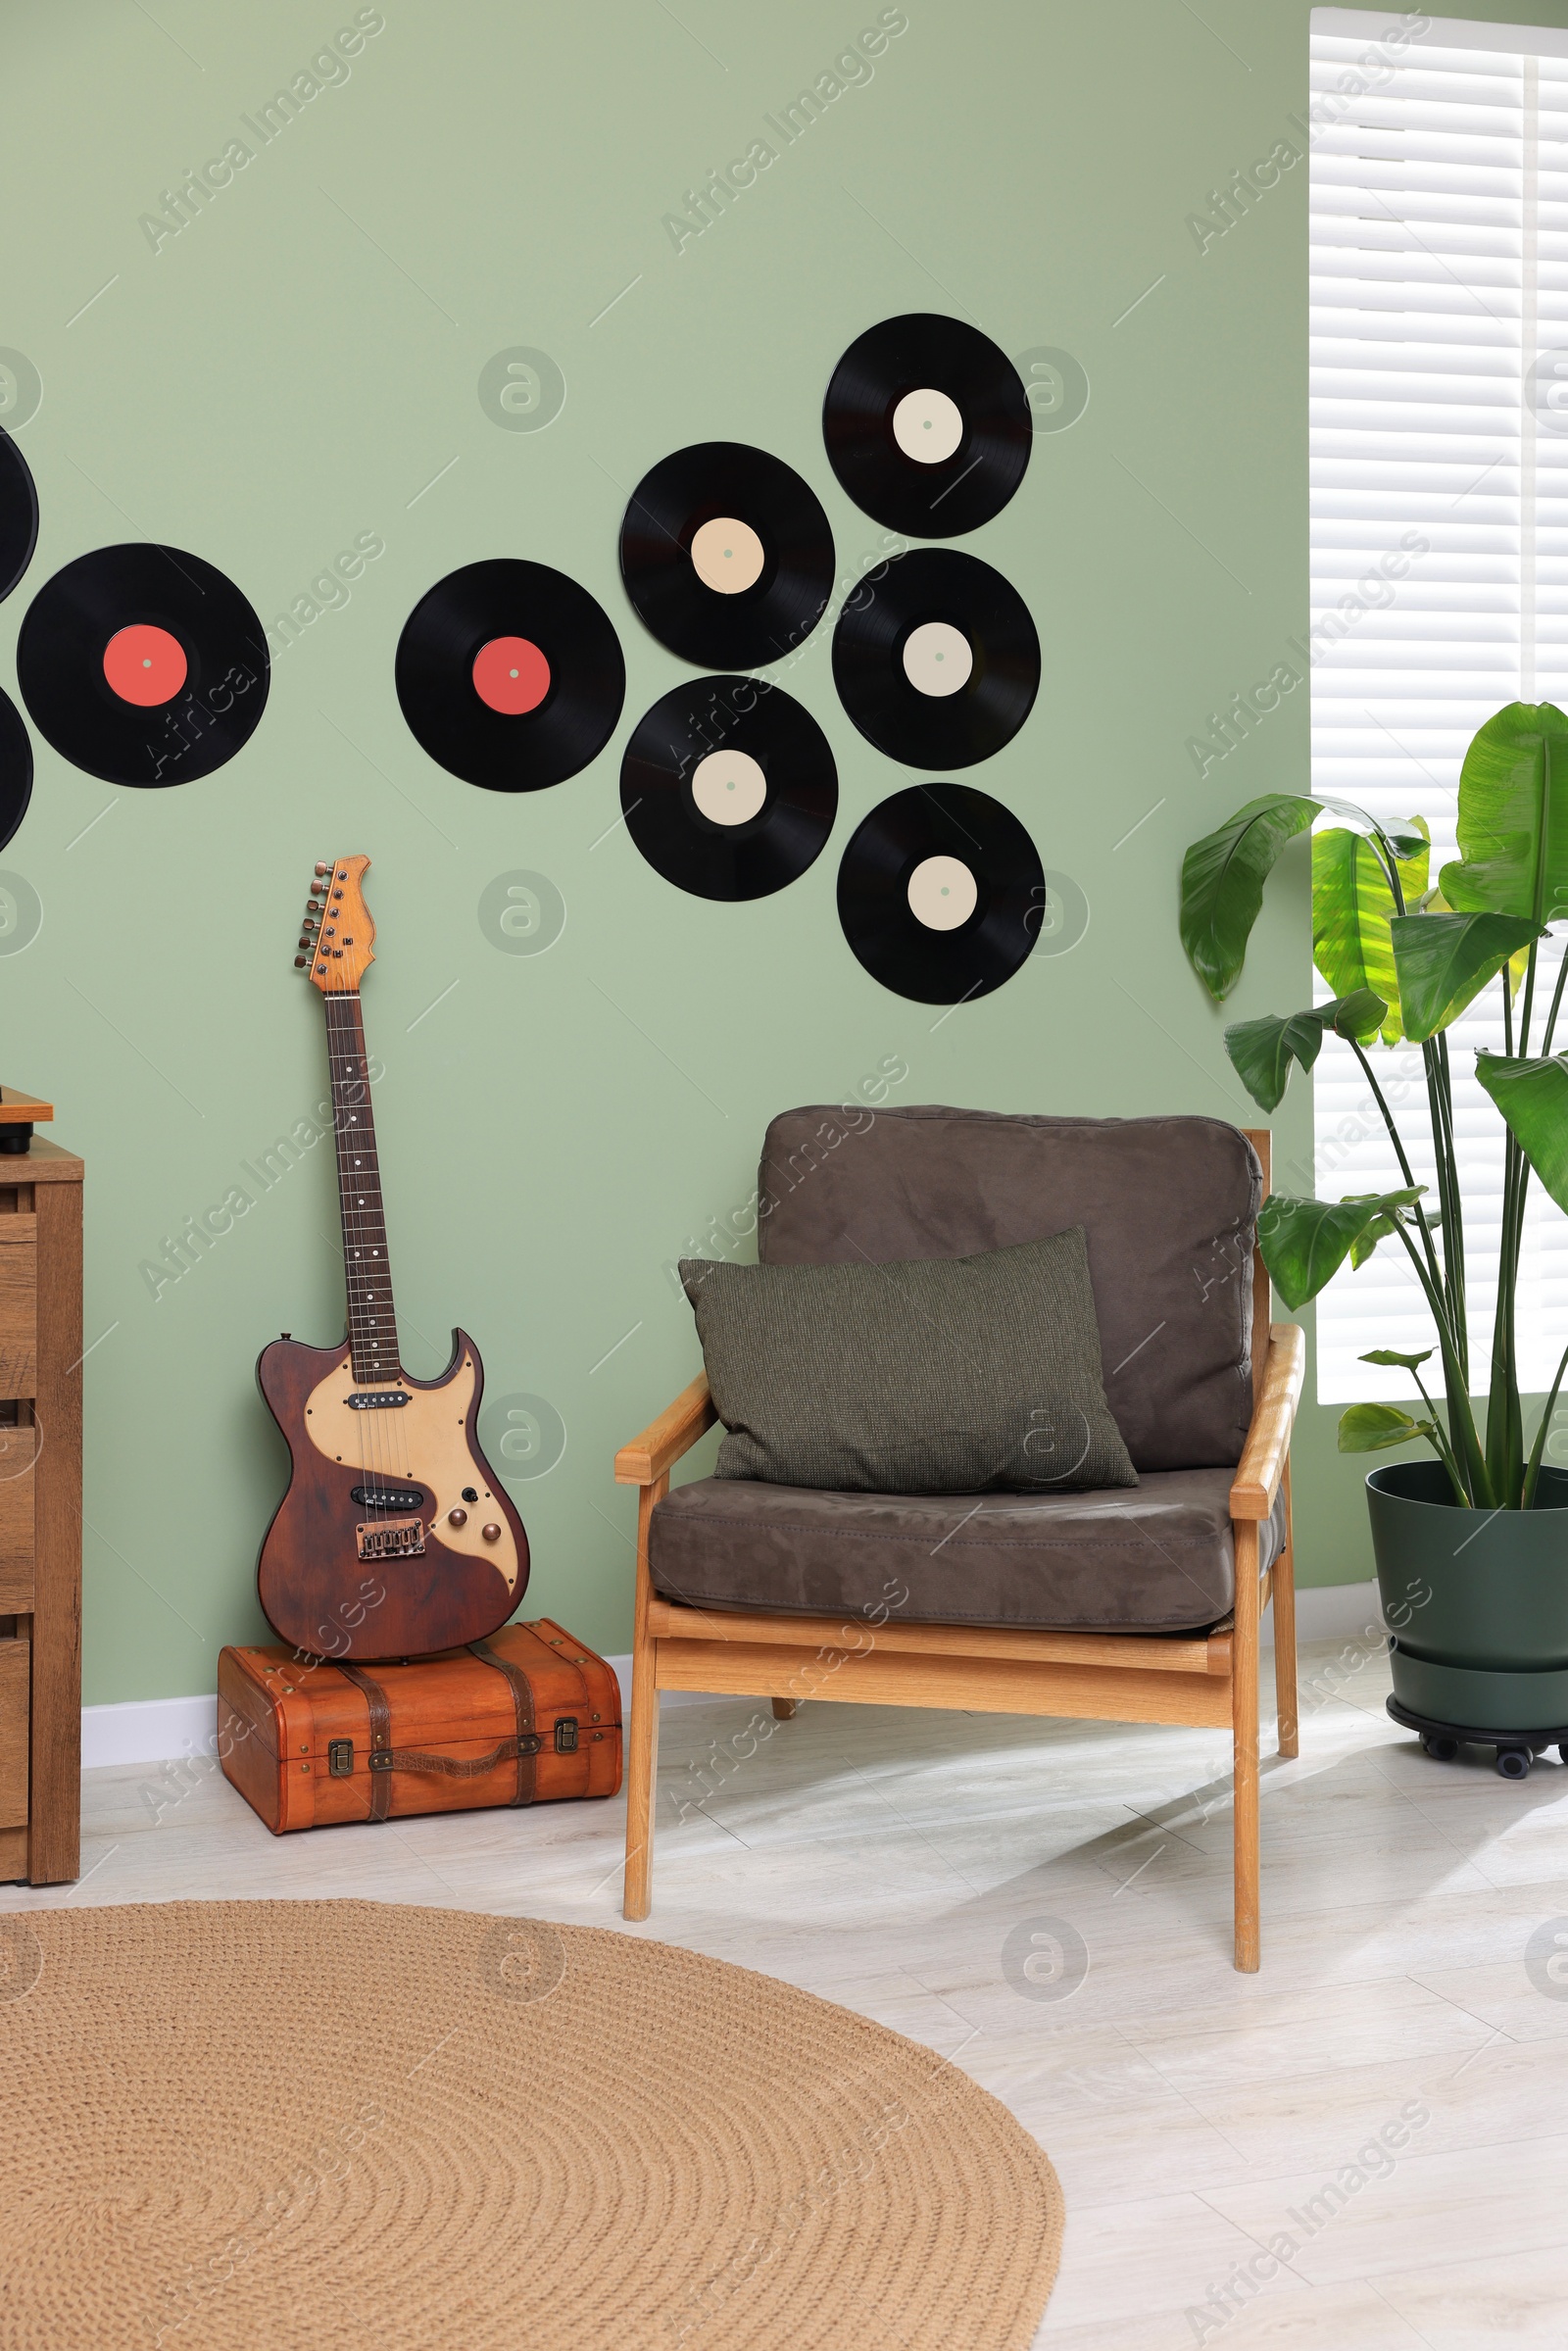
0, 1137, 82, 1885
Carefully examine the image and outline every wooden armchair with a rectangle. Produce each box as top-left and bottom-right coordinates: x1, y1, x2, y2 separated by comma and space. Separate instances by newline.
614, 1110, 1302, 1971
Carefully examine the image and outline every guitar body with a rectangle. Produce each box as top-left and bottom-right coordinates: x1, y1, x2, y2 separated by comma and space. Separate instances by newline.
256, 1329, 527, 1660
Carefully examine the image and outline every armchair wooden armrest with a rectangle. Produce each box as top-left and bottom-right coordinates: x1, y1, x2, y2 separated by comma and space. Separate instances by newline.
614, 1371, 715, 1487
1229, 1322, 1305, 1521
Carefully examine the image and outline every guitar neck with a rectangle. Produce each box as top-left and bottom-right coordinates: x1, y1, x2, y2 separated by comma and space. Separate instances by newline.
322, 992, 398, 1385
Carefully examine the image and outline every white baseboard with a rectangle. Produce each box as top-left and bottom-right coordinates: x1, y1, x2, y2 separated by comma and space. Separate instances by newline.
79, 1653, 685, 1771
81, 1592, 1387, 1770
1266, 1579, 1382, 1647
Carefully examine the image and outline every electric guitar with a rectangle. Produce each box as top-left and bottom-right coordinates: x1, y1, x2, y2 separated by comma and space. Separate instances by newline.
255, 855, 527, 1660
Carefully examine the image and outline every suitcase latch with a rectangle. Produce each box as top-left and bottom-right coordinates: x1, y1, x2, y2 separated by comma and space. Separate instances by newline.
327, 1739, 354, 1778
555, 1717, 579, 1754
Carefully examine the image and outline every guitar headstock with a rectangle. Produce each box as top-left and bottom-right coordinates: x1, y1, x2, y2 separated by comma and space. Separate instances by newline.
295, 855, 375, 993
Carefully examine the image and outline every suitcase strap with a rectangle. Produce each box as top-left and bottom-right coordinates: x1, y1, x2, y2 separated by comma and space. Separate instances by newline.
466, 1638, 538, 1807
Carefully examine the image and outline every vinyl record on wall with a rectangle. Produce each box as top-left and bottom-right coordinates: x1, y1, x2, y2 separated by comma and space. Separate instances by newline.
0, 686, 33, 852
619, 675, 837, 902
837, 782, 1043, 1004
0, 428, 38, 605
619, 442, 835, 669
823, 314, 1031, 537
17, 544, 270, 788
395, 559, 625, 791
832, 547, 1040, 768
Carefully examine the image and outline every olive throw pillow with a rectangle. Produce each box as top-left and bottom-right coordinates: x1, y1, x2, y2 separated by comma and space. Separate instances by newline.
678, 1227, 1138, 1494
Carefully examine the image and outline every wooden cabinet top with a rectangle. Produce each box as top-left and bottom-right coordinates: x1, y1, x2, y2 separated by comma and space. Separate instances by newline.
0, 1138, 82, 1184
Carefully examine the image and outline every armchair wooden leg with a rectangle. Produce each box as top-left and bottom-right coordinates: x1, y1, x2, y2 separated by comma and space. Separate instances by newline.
771, 1697, 799, 1721
1232, 1518, 1261, 1972
623, 1480, 664, 1922
1273, 1460, 1299, 1761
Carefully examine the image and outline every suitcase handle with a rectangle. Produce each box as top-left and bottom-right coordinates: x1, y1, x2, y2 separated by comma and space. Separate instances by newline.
366, 1734, 543, 1779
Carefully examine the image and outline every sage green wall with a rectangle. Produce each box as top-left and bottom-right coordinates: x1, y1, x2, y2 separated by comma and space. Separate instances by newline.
3, 1, 1559, 1705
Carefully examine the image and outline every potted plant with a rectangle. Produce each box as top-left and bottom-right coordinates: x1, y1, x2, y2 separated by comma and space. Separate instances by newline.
1179, 701, 1568, 1775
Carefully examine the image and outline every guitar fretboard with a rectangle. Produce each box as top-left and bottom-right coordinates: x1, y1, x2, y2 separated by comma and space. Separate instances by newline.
323, 994, 397, 1385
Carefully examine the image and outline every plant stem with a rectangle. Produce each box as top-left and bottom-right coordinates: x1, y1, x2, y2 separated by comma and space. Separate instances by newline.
1392, 1219, 1492, 1503
1424, 1035, 1468, 1385
1349, 1039, 1446, 1298
1523, 1335, 1568, 1506
1410, 1366, 1473, 1505
1542, 942, 1568, 1055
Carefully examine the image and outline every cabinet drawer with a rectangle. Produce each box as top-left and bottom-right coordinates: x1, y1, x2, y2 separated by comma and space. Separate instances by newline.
0, 1216, 36, 1397
0, 1639, 28, 1831
0, 1422, 35, 1609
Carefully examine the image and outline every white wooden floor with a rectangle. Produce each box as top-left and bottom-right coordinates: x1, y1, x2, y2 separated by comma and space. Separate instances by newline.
6, 1637, 1568, 2348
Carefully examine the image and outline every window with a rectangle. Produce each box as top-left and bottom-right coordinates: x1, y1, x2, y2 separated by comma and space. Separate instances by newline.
1309, 6, 1568, 1400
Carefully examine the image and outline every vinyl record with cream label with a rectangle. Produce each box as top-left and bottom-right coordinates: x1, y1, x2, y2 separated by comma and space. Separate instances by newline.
823, 314, 1031, 537
619, 442, 835, 669
619, 675, 837, 901
836, 781, 1043, 1004
832, 548, 1039, 767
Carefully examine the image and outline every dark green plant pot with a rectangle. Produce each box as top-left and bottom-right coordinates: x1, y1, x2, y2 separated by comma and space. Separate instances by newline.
1367, 1459, 1568, 1731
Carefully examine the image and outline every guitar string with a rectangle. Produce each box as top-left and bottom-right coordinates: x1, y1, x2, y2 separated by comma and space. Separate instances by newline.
337, 970, 399, 1534
330, 975, 386, 1524
323, 944, 380, 1547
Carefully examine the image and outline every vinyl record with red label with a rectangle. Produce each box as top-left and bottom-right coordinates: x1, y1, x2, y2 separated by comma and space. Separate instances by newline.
836, 782, 1043, 1004
619, 442, 835, 669
0, 686, 32, 852
395, 559, 625, 790
832, 547, 1039, 768
0, 428, 38, 605
17, 543, 270, 787
620, 675, 837, 901
823, 315, 1031, 537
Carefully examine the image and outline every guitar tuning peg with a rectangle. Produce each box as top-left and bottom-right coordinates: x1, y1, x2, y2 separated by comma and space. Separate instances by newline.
294, 955, 309, 969
315, 861, 331, 877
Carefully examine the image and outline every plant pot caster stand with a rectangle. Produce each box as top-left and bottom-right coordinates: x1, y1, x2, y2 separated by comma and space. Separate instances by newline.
1386, 1694, 1568, 1780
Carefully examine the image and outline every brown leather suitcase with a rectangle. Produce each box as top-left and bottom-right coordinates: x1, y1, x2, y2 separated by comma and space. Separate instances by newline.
217, 1618, 621, 1834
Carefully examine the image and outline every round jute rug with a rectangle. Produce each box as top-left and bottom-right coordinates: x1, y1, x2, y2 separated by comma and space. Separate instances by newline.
0, 1900, 1062, 2351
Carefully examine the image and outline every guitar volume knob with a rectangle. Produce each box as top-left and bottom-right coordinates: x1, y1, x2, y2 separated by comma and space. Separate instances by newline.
447, 1506, 466, 1527
481, 1523, 501, 1543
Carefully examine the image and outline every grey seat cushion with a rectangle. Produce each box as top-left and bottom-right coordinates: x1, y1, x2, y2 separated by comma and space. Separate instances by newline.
756, 1106, 1261, 1473
650, 1470, 1287, 1636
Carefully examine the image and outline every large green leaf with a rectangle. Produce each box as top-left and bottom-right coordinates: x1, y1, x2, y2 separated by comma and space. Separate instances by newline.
1338, 1402, 1432, 1453
1179, 795, 1317, 1001
1258, 1188, 1426, 1310
1475, 1052, 1568, 1214
1360, 1347, 1435, 1371
1389, 911, 1544, 1042
1312, 830, 1413, 1042
1224, 990, 1387, 1111
1440, 700, 1568, 924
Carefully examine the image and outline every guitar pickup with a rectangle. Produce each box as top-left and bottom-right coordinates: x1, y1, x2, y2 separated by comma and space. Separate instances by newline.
356, 1516, 426, 1561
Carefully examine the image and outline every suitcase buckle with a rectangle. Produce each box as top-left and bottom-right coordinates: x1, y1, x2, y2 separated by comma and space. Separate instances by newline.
554, 1718, 578, 1754
327, 1739, 354, 1778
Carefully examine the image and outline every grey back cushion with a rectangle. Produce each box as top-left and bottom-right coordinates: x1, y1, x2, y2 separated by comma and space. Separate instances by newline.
681, 1227, 1138, 1494
755, 1106, 1261, 1472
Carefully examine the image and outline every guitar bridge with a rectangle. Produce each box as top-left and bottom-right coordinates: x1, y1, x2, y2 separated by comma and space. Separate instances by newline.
356, 1515, 426, 1561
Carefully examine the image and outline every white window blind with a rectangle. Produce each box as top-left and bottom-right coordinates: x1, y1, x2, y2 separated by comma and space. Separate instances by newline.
1309, 8, 1568, 1403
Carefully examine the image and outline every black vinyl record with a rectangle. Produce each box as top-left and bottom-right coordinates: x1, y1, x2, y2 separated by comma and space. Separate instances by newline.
0, 428, 38, 604
395, 559, 624, 791
837, 782, 1043, 1004
823, 314, 1031, 537
619, 441, 835, 668
0, 686, 32, 852
17, 543, 270, 788
832, 547, 1039, 768
620, 675, 837, 902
